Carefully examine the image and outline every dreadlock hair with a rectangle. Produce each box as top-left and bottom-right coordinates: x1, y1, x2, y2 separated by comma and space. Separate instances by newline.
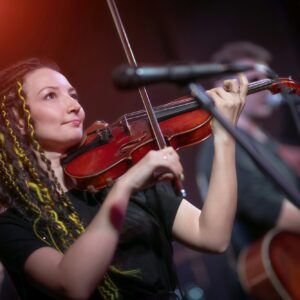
0, 58, 131, 299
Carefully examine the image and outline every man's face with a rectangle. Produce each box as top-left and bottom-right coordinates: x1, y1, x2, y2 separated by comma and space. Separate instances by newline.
215, 58, 276, 120
235, 58, 275, 120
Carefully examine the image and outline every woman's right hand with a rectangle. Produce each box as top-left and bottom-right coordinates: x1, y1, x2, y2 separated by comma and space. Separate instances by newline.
117, 147, 183, 192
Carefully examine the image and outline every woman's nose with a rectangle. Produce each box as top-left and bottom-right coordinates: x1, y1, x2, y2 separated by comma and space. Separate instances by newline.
66, 96, 82, 114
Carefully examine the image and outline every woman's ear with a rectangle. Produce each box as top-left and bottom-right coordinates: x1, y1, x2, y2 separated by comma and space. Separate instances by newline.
17, 118, 26, 135
11, 107, 26, 135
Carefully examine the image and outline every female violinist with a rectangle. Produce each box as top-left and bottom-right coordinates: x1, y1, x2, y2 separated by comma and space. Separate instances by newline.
0, 58, 247, 300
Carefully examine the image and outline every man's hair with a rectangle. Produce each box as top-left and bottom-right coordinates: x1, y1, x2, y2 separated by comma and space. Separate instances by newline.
212, 41, 272, 64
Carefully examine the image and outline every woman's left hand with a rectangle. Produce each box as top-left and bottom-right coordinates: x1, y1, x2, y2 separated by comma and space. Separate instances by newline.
206, 73, 248, 138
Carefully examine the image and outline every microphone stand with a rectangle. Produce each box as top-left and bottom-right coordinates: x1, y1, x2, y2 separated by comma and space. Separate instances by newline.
189, 82, 300, 209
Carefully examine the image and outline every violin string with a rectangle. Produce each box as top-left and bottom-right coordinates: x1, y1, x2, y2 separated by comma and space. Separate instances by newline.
121, 78, 273, 123
123, 97, 197, 122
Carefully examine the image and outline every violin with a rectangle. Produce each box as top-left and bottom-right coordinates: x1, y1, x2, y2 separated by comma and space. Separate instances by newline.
62, 77, 300, 191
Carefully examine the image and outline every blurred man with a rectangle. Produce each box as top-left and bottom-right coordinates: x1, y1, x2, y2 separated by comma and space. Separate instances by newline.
196, 41, 300, 300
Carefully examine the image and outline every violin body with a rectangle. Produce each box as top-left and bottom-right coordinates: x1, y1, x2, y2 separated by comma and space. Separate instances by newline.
62, 77, 300, 191
63, 96, 212, 190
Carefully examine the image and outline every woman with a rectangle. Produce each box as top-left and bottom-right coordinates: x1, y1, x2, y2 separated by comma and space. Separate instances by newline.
0, 58, 247, 300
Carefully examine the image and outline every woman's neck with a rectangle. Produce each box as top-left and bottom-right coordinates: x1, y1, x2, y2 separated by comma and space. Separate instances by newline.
38, 150, 74, 192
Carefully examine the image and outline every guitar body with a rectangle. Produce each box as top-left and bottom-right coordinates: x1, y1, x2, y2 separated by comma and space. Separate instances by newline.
237, 230, 300, 300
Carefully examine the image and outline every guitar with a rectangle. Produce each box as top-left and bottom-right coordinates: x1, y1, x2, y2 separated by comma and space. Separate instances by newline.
237, 229, 300, 300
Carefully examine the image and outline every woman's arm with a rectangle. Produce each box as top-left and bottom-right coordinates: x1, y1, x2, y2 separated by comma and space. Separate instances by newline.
24, 147, 183, 299
172, 74, 248, 253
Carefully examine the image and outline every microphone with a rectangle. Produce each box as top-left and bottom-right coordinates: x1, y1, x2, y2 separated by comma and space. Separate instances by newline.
267, 93, 284, 107
254, 63, 278, 79
267, 93, 300, 108
112, 63, 254, 89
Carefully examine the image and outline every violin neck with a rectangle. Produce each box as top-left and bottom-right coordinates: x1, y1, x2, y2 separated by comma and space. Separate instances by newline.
129, 78, 287, 124
153, 78, 276, 121
247, 78, 274, 95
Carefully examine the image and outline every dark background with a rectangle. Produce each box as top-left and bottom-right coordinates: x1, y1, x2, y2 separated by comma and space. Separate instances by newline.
1, 1, 299, 299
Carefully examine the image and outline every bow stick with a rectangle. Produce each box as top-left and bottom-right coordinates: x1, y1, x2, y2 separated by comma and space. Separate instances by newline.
106, 0, 186, 197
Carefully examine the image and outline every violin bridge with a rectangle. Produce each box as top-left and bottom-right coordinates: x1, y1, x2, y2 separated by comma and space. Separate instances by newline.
120, 115, 131, 135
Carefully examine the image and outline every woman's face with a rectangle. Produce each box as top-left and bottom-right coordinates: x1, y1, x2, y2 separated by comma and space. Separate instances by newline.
22, 67, 85, 153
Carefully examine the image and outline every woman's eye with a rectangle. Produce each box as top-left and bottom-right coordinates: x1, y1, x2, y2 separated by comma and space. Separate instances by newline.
44, 92, 56, 100
70, 93, 80, 101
